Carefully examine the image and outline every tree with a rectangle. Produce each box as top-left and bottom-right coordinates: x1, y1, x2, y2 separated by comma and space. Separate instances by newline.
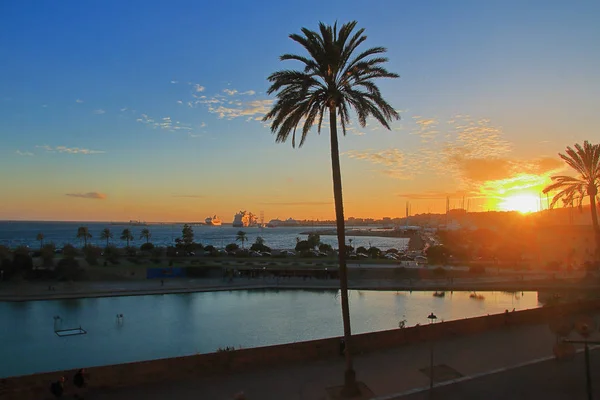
426, 245, 450, 265
255, 236, 265, 246
182, 224, 194, 249
140, 228, 152, 243
367, 246, 381, 258
62, 244, 78, 259
225, 243, 239, 252
36, 232, 44, 249
236, 231, 247, 249
263, 21, 399, 394
307, 233, 321, 249
319, 243, 333, 253
76, 226, 92, 248
356, 246, 368, 255
544, 141, 600, 259
120, 229, 134, 247
100, 228, 113, 247
40, 243, 56, 267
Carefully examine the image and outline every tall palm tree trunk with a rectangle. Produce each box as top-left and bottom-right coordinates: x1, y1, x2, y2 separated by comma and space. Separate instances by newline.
329, 106, 358, 395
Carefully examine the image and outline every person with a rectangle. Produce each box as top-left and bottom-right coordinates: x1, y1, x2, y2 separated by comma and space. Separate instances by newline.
73, 368, 87, 399
50, 376, 65, 398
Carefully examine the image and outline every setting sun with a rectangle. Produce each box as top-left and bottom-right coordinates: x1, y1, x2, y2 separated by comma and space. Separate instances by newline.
498, 195, 540, 213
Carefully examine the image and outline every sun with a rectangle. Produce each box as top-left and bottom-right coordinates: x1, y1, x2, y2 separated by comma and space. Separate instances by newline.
498, 194, 540, 213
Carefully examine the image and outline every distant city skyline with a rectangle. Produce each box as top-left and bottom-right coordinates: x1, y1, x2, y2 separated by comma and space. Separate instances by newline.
1, 0, 599, 221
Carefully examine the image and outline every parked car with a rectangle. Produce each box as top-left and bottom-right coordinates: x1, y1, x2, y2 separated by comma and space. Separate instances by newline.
357, 253, 369, 259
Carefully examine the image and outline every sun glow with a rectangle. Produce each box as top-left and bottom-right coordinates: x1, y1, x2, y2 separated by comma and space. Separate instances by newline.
498, 194, 540, 213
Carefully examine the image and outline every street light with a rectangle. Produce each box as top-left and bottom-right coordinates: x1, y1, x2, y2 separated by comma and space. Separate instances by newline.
428, 312, 438, 395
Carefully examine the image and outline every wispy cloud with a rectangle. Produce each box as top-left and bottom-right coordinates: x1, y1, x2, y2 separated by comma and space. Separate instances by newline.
36, 145, 105, 155
93, 109, 105, 115
136, 113, 194, 133
170, 80, 178, 84
240, 90, 256, 96
65, 192, 107, 200
75, 99, 84, 103
223, 89, 238, 96
15, 150, 34, 157
208, 99, 273, 120
194, 84, 205, 92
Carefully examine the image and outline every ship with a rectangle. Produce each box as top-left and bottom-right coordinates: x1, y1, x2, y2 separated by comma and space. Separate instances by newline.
266, 217, 300, 228
232, 211, 258, 227
110, 220, 147, 226
205, 215, 222, 226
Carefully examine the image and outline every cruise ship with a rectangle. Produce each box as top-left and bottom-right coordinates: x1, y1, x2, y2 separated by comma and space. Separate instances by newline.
232, 211, 258, 227
266, 217, 300, 227
204, 215, 222, 226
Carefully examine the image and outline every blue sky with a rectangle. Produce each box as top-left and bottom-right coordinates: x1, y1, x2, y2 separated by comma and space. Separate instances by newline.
1, 0, 599, 221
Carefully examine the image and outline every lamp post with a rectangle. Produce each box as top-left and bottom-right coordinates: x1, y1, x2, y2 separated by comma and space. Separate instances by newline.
563, 321, 597, 400
428, 312, 438, 395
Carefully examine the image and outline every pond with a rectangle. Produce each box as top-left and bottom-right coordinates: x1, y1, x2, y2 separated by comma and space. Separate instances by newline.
0, 289, 539, 378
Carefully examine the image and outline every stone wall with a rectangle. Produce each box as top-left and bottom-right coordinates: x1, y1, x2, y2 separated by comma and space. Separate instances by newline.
3, 300, 599, 400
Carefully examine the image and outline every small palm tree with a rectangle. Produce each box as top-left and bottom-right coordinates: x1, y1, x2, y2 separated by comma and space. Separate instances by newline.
236, 231, 247, 249
76, 226, 92, 248
100, 228, 113, 247
263, 21, 399, 395
120, 229, 134, 248
140, 228, 152, 243
36, 233, 44, 249
543, 141, 600, 257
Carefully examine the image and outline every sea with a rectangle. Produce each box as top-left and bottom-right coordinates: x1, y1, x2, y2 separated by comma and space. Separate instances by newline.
0, 221, 409, 251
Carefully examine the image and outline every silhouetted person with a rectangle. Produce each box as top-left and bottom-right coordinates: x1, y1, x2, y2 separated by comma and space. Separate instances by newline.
339, 338, 346, 356
50, 376, 65, 398
160, 279, 164, 286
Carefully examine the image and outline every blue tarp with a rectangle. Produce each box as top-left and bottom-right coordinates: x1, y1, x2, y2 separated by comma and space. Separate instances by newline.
146, 267, 186, 279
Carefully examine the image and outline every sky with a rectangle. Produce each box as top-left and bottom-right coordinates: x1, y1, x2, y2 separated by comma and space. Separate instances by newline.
1, 0, 599, 222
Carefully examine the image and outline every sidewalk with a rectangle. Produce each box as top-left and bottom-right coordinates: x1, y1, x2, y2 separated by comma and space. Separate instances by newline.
82, 321, 596, 400
0, 275, 592, 301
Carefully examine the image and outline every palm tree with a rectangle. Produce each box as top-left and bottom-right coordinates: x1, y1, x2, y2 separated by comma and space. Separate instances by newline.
120, 229, 134, 248
263, 21, 399, 394
140, 228, 152, 243
236, 231, 247, 249
543, 141, 600, 258
36, 233, 44, 249
76, 226, 92, 248
100, 228, 113, 247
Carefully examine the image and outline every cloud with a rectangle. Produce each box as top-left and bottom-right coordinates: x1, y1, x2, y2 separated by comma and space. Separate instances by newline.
240, 90, 256, 96
176, 100, 183, 104
65, 192, 107, 200
171, 80, 178, 84
15, 150, 34, 157
42, 104, 48, 108
172, 194, 205, 198
76, 99, 84, 103
258, 201, 332, 206
136, 113, 194, 133
344, 148, 404, 167
207, 99, 273, 119
93, 109, 105, 114
194, 84, 205, 92
223, 89, 238, 96
37, 145, 105, 155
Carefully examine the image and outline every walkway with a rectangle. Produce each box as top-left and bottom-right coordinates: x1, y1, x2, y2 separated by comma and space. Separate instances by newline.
0, 275, 593, 301
80, 321, 599, 400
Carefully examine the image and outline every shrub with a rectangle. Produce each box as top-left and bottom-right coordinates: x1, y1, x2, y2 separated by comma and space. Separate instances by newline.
55, 258, 82, 281
250, 243, 271, 253
204, 245, 216, 253
62, 244, 78, 259
225, 243, 239, 252
40, 243, 56, 267
84, 245, 102, 266
367, 247, 381, 258
140, 242, 155, 252
103, 245, 119, 263
13, 247, 33, 273
356, 246, 368, 255
295, 240, 312, 252
319, 243, 333, 253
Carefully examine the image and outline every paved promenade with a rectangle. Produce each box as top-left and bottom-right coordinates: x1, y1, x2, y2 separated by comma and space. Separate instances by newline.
78, 322, 598, 400
0, 275, 592, 302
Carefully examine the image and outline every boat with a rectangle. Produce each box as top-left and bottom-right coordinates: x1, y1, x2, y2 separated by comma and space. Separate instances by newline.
469, 292, 485, 300
433, 291, 446, 297
110, 220, 147, 226
266, 217, 300, 228
232, 211, 258, 227
205, 215, 222, 226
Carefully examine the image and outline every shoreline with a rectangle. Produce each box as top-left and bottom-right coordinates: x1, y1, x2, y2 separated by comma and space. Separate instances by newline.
0, 277, 596, 302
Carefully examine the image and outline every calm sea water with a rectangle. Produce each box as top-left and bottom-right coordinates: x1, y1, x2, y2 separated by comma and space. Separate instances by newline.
0, 289, 539, 378
0, 221, 409, 250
